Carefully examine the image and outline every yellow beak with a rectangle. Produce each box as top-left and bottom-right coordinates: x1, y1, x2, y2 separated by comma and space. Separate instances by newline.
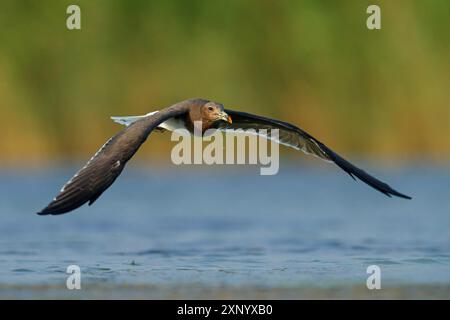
219, 111, 232, 124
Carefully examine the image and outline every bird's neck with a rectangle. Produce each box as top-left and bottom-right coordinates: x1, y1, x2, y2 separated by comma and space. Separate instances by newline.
184, 113, 214, 135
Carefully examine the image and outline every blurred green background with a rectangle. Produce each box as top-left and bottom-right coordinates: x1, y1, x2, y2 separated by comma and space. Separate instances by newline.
0, 0, 449, 166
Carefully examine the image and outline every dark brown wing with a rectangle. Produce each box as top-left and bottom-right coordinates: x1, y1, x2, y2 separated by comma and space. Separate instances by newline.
37, 103, 191, 215
219, 109, 411, 199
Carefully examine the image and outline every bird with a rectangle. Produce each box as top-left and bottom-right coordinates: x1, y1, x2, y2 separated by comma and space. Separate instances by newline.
37, 98, 411, 215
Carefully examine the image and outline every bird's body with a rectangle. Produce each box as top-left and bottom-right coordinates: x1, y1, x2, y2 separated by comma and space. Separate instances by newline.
38, 98, 410, 216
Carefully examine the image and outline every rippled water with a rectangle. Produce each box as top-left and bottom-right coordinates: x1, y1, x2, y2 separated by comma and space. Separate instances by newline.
0, 163, 449, 298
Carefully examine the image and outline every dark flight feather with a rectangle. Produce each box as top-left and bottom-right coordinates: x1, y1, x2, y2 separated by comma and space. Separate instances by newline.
221, 109, 411, 199
37, 101, 192, 215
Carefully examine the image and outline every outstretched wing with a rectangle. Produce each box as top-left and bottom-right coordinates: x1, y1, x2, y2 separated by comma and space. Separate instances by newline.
37, 104, 190, 215
219, 109, 411, 199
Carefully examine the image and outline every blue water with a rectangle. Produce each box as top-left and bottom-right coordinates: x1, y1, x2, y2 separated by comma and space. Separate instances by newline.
0, 163, 449, 296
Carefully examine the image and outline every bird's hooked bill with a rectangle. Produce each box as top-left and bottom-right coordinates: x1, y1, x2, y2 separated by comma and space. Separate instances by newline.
219, 111, 232, 124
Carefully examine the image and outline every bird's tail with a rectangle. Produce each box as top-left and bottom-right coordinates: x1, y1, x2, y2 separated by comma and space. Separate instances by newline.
111, 111, 158, 126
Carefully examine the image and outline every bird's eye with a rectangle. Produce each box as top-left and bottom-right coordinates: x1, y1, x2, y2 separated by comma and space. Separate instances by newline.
208, 106, 214, 111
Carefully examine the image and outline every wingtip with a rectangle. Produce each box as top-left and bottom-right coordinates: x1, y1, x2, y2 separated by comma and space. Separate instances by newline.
387, 190, 412, 200
36, 206, 56, 215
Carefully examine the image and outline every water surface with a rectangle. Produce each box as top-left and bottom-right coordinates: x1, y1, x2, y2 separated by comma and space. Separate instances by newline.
0, 164, 449, 298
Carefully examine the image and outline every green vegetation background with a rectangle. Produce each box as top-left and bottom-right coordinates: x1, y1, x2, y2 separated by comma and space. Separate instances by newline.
0, 0, 449, 165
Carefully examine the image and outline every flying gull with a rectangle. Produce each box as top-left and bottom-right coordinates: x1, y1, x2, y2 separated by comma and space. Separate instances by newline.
37, 98, 411, 215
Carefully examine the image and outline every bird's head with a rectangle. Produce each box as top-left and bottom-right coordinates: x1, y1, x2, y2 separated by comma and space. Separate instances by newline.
201, 101, 232, 125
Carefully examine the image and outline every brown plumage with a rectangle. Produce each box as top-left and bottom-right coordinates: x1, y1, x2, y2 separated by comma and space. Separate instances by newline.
37, 98, 410, 216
